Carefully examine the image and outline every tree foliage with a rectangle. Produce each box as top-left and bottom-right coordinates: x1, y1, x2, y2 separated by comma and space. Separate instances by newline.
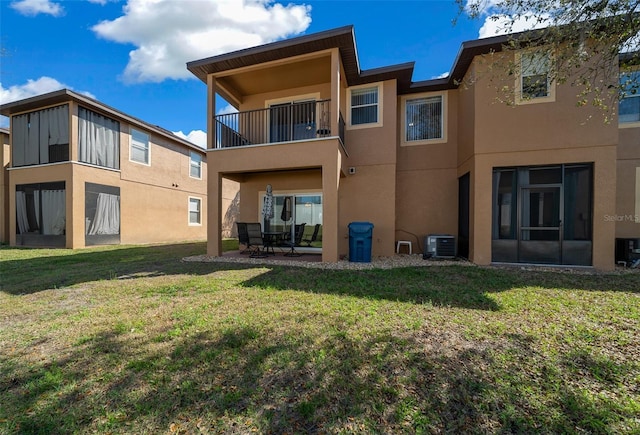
458, 0, 640, 119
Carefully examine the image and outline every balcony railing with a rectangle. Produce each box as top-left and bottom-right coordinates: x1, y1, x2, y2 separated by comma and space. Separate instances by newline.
215, 99, 344, 149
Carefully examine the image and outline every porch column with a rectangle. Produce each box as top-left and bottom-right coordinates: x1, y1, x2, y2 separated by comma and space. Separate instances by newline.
322, 153, 341, 262
330, 48, 340, 139
207, 170, 223, 257
207, 75, 217, 150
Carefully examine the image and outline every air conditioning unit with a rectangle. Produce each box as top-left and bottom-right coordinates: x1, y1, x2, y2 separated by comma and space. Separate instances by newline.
424, 234, 456, 259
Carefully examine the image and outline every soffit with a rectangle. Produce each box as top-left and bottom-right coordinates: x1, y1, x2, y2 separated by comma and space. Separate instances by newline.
219, 56, 332, 96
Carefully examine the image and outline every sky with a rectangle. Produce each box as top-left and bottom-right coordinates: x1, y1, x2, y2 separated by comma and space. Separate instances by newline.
0, 0, 524, 147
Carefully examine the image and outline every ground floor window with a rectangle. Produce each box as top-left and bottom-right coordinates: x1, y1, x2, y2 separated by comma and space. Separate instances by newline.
16, 182, 66, 247
260, 192, 322, 249
85, 183, 120, 246
189, 197, 202, 225
492, 163, 593, 265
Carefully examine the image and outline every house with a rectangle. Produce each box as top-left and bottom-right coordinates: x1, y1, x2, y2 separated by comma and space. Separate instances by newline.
187, 25, 639, 270
0, 89, 217, 248
1, 127, 10, 244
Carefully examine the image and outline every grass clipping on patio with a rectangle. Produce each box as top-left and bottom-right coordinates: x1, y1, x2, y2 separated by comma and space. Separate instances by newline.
1, 242, 639, 434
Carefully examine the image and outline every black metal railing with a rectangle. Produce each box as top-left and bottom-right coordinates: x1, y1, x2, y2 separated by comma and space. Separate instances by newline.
215, 99, 341, 148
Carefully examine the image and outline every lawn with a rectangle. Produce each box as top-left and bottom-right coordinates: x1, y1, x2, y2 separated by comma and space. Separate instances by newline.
1, 242, 639, 434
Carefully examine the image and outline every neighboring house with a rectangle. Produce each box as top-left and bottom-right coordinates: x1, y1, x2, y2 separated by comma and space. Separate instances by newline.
188, 25, 639, 270
0, 89, 213, 248
1, 127, 9, 244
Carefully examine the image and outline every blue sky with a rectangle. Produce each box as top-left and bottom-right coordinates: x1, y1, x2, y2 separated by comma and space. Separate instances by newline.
0, 0, 513, 146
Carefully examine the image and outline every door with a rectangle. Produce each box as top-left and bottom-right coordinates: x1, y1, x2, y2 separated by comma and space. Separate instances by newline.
457, 173, 470, 259
518, 186, 562, 264
269, 100, 316, 142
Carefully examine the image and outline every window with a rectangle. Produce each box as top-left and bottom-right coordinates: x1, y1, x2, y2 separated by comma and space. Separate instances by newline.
619, 70, 640, 124
190, 151, 202, 178
130, 128, 150, 165
516, 50, 555, 104
404, 95, 444, 143
189, 197, 201, 225
11, 105, 69, 167
348, 84, 381, 127
78, 107, 120, 169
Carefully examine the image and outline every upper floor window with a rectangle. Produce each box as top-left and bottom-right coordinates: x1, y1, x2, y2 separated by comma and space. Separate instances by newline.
78, 107, 120, 169
348, 84, 382, 128
130, 128, 150, 165
619, 70, 640, 124
190, 151, 202, 179
404, 95, 444, 143
12, 105, 69, 167
516, 50, 555, 104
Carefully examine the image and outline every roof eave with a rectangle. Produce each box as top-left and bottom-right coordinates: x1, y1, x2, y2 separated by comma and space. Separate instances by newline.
0, 89, 205, 153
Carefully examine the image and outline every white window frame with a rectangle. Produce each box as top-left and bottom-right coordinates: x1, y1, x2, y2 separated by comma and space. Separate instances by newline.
515, 49, 556, 105
189, 151, 202, 179
401, 92, 447, 146
619, 69, 640, 127
130, 128, 150, 165
188, 196, 202, 226
347, 82, 383, 129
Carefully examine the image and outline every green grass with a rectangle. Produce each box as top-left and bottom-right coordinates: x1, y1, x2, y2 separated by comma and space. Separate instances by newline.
1, 242, 639, 434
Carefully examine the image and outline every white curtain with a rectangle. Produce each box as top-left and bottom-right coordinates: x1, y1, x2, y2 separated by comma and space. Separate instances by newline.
40, 190, 66, 235
78, 107, 120, 169
45, 105, 69, 146
89, 193, 120, 235
15, 191, 30, 234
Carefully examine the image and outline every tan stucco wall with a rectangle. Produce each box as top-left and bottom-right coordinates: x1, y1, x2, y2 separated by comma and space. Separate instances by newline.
617, 126, 640, 238
458, 53, 619, 270
339, 79, 398, 258
395, 90, 459, 254
1, 132, 9, 244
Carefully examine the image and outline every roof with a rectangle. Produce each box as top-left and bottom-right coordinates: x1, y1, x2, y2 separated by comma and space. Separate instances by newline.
186, 25, 517, 95
0, 89, 205, 154
0, 127, 9, 135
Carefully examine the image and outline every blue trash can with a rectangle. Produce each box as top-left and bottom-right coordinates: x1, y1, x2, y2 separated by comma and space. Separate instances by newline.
348, 221, 374, 262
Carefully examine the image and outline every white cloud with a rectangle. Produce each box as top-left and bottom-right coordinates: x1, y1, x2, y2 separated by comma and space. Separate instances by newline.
0, 77, 95, 105
432, 72, 450, 79
216, 104, 238, 116
91, 0, 312, 83
10, 0, 63, 17
173, 130, 207, 148
479, 12, 551, 39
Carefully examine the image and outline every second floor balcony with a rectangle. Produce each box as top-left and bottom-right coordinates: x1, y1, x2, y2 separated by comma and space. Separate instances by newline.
214, 99, 345, 150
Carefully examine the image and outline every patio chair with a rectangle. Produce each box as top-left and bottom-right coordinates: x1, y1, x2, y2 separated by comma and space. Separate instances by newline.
236, 222, 250, 254
246, 222, 267, 258
284, 223, 306, 257
302, 224, 321, 247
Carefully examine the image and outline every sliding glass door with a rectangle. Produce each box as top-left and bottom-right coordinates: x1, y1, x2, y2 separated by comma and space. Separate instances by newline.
260, 192, 323, 250
269, 100, 316, 143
